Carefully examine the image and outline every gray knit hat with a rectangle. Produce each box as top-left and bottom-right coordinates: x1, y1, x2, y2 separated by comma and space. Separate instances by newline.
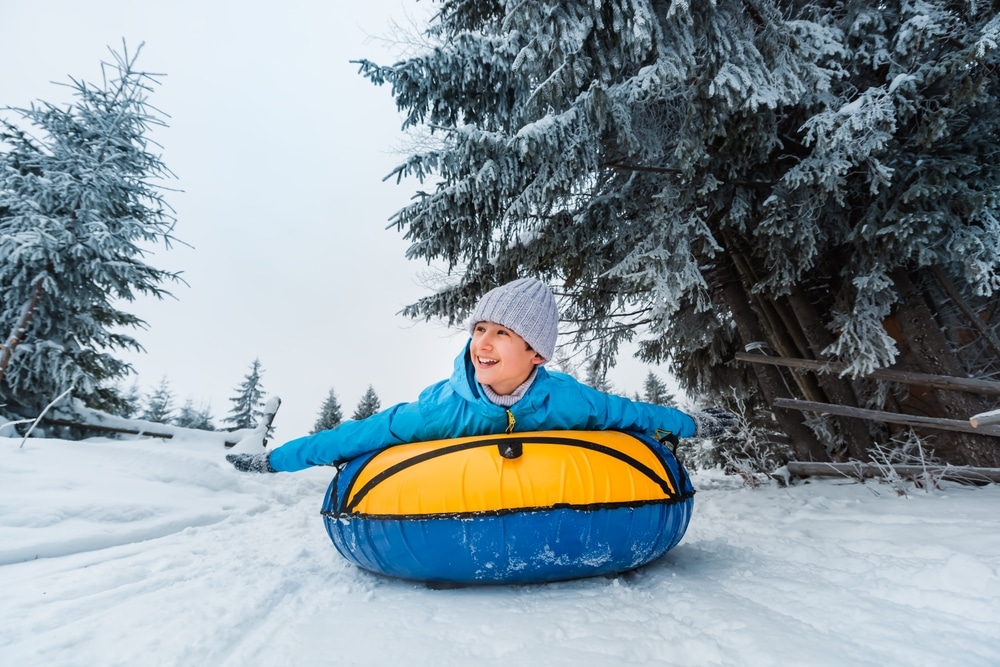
468, 278, 559, 362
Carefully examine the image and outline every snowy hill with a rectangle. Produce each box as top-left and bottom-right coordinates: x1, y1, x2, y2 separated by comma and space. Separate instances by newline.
2, 435, 998, 666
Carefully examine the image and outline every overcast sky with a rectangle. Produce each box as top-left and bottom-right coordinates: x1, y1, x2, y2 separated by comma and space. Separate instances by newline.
2, 1, 680, 439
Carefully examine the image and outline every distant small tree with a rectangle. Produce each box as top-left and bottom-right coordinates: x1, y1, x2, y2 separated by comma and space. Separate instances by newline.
351, 385, 381, 420
643, 371, 676, 407
141, 377, 175, 423
174, 399, 215, 430
584, 361, 612, 394
313, 388, 344, 433
225, 358, 266, 430
117, 381, 143, 419
550, 350, 580, 380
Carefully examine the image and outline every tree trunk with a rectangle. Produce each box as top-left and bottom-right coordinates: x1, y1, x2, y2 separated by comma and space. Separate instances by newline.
930, 265, 1000, 360
785, 285, 880, 460
719, 255, 829, 461
0, 278, 45, 384
729, 250, 827, 404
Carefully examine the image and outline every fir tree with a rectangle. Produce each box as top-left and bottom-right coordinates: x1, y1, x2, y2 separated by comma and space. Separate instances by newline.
116, 381, 143, 419
174, 399, 215, 430
351, 385, 381, 420
225, 359, 266, 430
359, 1, 1000, 466
141, 377, 175, 424
313, 388, 344, 433
642, 372, 676, 407
584, 362, 612, 394
550, 350, 580, 380
0, 42, 181, 419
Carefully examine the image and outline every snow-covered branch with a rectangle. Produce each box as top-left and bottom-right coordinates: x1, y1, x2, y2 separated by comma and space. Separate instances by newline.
45, 397, 257, 448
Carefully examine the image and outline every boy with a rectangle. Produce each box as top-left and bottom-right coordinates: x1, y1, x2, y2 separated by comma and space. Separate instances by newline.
228, 278, 735, 473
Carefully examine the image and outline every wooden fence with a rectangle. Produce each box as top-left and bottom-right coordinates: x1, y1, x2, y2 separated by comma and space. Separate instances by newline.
734, 352, 1000, 483
734, 352, 1000, 437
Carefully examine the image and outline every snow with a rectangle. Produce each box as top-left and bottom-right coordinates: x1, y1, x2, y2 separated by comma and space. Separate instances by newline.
2, 434, 999, 666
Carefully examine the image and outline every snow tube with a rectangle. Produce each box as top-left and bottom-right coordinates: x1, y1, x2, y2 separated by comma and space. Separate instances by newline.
321, 430, 694, 585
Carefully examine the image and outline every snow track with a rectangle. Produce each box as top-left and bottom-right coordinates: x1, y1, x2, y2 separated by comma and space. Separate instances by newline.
2, 436, 999, 666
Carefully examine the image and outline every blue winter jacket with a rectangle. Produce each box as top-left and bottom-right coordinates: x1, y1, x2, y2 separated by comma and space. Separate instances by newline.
268, 341, 697, 472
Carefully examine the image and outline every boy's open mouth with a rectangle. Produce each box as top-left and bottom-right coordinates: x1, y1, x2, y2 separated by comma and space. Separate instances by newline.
477, 356, 499, 366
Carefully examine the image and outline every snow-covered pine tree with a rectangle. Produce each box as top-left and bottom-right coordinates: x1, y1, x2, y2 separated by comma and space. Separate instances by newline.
359, 1, 1000, 466
643, 371, 676, 407
141, 377, 175, 424
224, 359, 266, 430
584, 362, 612, 394
174, 399, 215, 430
117, 381, 143, 419
351, 385, 381, 420
0, 43, 181, 419
313, 387, 343, 433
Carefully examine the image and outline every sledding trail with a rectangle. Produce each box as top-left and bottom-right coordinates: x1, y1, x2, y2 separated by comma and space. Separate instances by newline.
2, 436, 999, 666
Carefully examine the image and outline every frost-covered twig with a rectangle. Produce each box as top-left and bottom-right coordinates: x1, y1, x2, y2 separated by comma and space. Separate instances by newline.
0, 417, 35, 436
18, 387, 73, 448
716, 393, 790, 488
867, 442, 908, 496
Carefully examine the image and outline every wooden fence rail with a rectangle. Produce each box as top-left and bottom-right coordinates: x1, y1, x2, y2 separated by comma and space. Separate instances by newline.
784, 461, 1000, 484
970, 408, 1000, 428
733, 352, 1000, 396
771, 398, 1000, 438
734, 352, 1000, 483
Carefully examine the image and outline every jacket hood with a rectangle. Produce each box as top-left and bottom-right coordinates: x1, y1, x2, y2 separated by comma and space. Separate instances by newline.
449, 339, 549, 407
450, 340, 483, 403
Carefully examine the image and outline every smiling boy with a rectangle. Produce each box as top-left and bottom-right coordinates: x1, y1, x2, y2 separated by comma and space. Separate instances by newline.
469, 321, 543, 396
228, 278, 735, 473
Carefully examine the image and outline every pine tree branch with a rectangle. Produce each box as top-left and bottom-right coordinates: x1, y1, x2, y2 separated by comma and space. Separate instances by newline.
601, 160, 774, 187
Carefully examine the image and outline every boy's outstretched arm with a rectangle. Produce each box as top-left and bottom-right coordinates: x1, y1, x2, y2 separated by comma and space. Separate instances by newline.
227, 399, 433, 473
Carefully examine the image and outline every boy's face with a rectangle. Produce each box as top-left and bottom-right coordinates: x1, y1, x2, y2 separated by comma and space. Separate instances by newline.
469, 321, 545, 396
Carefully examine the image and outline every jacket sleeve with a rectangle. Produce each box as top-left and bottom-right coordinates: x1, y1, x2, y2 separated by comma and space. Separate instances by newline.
534, 373, 697, 439
600, 390, 697, 438
267, 399, 430, 472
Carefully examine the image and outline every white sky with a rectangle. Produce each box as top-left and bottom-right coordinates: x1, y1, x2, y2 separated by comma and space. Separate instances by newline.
2, 0, 680, 439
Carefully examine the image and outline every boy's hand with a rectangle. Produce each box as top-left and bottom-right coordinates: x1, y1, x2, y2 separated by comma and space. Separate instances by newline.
226, 452, 276, 473
692, 407, 740, 439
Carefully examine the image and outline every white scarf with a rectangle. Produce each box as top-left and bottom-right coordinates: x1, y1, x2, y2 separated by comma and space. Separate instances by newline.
480, 368, 538, 407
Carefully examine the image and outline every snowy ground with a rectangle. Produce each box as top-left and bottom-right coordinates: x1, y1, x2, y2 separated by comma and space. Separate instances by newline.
2, 434, 998, 667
